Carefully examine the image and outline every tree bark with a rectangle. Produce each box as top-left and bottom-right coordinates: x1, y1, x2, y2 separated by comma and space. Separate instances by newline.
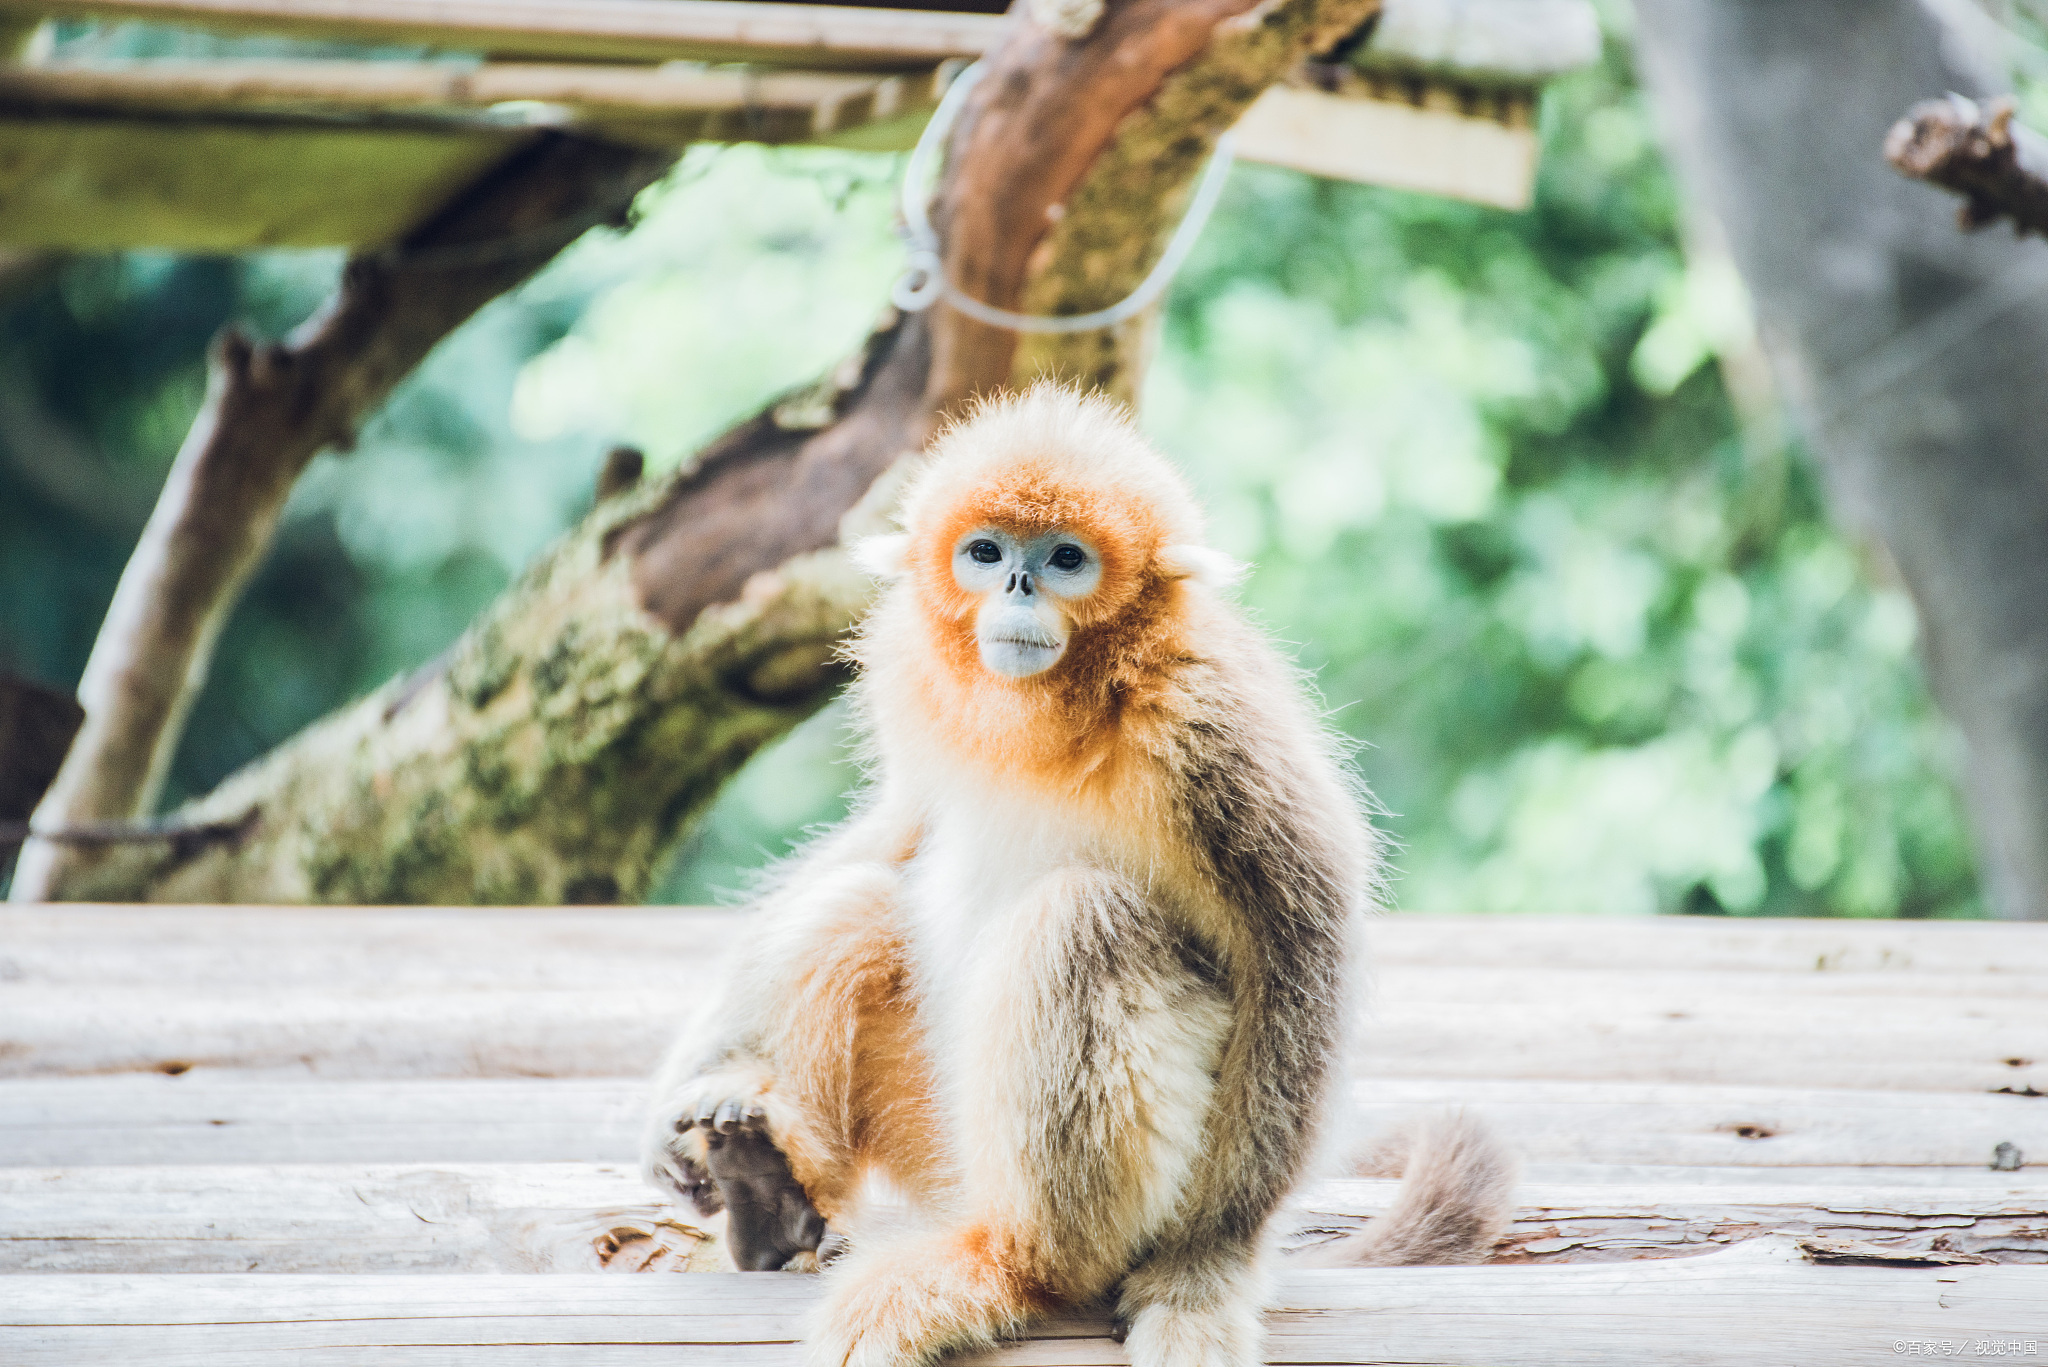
9, 133, 673, 903
36, 0, 1382, 904
1632, 0, 2048, 920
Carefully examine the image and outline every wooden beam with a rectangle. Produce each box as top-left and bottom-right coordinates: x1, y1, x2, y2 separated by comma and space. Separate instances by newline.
0, 59, 947, 250
0, 0, 1009, 70
2, 1249, 2041, 1365
0, 116, 522, 250
5, 1075, 2042, 1171
1233, 81, 1540, 208
0, 59, 951, 150
3, 1162, 2043, 1273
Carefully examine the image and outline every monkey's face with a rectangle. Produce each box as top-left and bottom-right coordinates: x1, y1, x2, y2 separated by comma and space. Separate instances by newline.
951, 525, 1103, 678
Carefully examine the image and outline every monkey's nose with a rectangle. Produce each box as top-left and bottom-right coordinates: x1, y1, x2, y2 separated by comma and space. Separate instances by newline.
1018, 572, 1034, 596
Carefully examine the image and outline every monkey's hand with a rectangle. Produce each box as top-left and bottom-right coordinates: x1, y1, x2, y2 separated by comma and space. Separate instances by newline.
650, 1074, 828, 1271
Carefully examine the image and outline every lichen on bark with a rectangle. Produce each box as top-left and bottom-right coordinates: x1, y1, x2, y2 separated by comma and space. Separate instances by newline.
61, 467, 891, 905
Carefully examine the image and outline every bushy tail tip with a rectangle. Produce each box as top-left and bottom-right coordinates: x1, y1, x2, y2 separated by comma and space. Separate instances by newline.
1296, 1110, 1518, 1268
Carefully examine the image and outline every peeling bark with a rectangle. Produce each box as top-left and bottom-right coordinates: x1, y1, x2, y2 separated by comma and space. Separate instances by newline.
42, 0, 1381, 903
10, 132, 673, 903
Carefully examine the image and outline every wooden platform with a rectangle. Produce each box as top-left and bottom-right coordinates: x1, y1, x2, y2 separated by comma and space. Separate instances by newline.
3, 906, 2045, 1364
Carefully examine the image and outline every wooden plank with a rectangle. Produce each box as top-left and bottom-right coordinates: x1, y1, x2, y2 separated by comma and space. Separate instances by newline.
5, 1075, 2041, 1170
6, 910, 2043, 1088
0, 60, 949, 150
0, 1076, 646, 1166
1300, 1179, 2048, 1264
0, 116, 519, 250
1233, 82, 1540, 208
12, 906, 2043, 982
0, 1162, 719, 1273
2, 1251, 2043, 1365
7, 975, 2039, 1090
3, 1162, 2042, 1273
0, 0, 1009, 71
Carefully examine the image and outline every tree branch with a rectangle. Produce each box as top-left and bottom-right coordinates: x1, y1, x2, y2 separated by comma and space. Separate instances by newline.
10, 132, 673, 903
1885, 93, 2048, 236
39, 0, 1381, 905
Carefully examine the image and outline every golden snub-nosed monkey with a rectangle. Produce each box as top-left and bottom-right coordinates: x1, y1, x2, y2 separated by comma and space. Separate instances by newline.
643, 384, 1514, 1367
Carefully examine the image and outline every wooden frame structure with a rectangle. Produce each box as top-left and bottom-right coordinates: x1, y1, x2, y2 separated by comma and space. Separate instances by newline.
0, 1, 1001, 251
3, 908, 2044, 1362
0, 0, 1591, 255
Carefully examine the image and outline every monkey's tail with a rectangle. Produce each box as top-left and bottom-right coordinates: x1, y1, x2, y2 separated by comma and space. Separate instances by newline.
1294, 1110, 1519, 1267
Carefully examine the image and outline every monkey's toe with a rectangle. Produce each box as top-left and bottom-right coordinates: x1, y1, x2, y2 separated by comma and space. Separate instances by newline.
679, 1092, 773, 1136
650, 1144, 725, 1217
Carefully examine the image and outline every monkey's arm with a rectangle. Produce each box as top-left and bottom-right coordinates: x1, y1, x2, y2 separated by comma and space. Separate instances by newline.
1119, 707, 1364, 1356
642, 798, 917, 1111
640, 800, 921, 1266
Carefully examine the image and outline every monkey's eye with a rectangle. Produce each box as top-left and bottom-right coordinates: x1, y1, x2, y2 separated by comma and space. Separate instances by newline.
1048, 545, 1086, 572
968, 540, 1003, 565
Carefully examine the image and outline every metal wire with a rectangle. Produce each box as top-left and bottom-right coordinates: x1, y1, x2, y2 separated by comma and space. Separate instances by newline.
890, 61, 1238, 333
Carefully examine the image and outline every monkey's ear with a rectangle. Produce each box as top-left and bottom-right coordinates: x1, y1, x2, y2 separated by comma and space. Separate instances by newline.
850, 533, 911, 581
1159, 544, 1247, 588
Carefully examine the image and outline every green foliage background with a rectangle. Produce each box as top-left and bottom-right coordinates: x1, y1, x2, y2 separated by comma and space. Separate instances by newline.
0, 19, 1982, 915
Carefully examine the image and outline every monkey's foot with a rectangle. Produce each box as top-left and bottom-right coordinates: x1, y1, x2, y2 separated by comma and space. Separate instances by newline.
1118, 1293, 1263, 1367
649, 1071, 786, 1219
667, 1090, 827, 1270
803, 1228, 1024, 1367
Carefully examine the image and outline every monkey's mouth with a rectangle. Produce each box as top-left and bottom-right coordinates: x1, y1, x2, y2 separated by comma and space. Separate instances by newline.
978, 629, 1067, 679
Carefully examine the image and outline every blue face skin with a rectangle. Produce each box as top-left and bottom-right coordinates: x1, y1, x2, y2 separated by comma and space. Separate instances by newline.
952, 527, 1102, 678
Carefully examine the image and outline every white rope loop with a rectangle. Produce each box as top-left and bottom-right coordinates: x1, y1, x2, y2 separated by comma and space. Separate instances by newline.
891, 60, 1237, 333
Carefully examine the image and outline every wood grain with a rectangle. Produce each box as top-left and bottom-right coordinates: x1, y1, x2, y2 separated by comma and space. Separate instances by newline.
12, 906, 2041, 978
5, 1075, 2040, 1171
6, 911, 2042, 1089
3, 1162, 2042, 1273
6, 977, 2038, 1090
3, 1248, 2043, 1365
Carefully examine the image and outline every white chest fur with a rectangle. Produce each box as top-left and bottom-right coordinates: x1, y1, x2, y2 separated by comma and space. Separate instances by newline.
890, 772, 1227, 1249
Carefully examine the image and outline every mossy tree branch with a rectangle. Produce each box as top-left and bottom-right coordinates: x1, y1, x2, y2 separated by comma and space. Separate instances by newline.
39, 0, 1381, 905
10, 133, 673, 902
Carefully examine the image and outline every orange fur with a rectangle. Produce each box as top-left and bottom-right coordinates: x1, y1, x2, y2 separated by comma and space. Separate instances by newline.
806, 1220, 1055, 1366
752, 883, 942, 1221
855, 386, 1215, 801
